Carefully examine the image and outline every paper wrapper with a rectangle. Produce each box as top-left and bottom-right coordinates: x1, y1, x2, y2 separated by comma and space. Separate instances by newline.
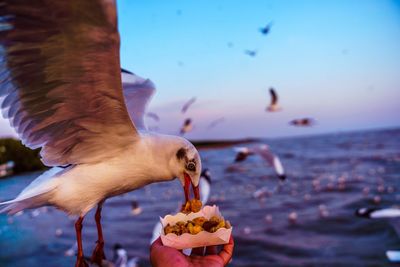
160, 205, 232, 250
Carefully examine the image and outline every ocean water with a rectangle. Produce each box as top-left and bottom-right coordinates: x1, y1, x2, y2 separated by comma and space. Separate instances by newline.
0, 128, 399, 267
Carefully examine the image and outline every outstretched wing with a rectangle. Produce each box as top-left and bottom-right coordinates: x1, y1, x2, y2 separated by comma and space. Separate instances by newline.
256, 145, 286, 180
121, 69, 156, 131
269, 88, 278, 105
0, 0, 137, 166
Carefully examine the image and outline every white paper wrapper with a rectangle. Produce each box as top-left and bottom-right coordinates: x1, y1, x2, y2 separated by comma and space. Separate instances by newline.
160, 205, 232, 250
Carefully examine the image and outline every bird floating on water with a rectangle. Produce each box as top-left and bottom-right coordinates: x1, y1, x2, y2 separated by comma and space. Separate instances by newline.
130, 200, 142, 216
266, 87, 282, 112
0, 2, 202, 266
233, 145, 286, 180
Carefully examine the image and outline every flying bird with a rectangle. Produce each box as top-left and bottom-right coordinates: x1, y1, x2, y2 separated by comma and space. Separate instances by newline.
180, 118, 193, 135
0, 2, 202, 267
181, 97, 196, 114
289, 118, 316, 127
146, 112, 160, 122
259, 22, 273, 35
233, 145, 286, 180
356, 207, 400, 262
207, 117, 225, 129
244, 50, 257, 57
266, 87, 282, 112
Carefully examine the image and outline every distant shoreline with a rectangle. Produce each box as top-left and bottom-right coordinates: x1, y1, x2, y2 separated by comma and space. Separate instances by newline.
190, 138, 258, 150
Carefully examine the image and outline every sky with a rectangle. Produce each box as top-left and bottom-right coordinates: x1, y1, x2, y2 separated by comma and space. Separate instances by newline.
0, 0, 399, 140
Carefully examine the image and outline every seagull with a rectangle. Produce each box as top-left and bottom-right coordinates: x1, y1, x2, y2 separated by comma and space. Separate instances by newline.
180, 118, 193, 135
0, 2, 202, 267
150, 167, 212, 244
289, 118, 316, 127
207, 117, 225, 129
146, 112, 160, 122
356, 207, 400, 262
266, 87, 282, 112
244, 50, 257, 57
130, 200, 142, 216
109, 243, 139, 267
233, 145, 286, 180
181, 97, 196, 114
259, 22, 273, 35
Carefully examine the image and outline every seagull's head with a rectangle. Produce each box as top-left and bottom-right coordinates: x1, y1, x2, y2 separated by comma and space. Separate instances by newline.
169, 138, 202, 202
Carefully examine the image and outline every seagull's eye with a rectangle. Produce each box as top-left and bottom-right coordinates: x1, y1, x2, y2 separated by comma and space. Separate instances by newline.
186, 162, 196, 171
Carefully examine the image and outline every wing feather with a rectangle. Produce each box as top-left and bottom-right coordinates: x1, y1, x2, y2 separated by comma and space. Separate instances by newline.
0, 0, 137, 166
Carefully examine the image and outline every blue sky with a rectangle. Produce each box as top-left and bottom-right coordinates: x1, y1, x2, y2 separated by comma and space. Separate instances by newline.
0, 0, 399, 139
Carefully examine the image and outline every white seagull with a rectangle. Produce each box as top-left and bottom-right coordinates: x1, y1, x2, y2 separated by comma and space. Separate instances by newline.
233, 145, 286, 180
266, 87, 282, 112
0, 2, 202, 267
356, 207, 400, 262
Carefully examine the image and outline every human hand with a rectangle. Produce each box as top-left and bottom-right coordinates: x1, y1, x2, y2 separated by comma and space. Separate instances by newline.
150, 236, 234, 267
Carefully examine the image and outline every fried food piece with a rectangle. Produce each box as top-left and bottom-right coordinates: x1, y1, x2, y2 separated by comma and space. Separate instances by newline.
164, 214, 231, 236
180, 199, 203, 214
193, 216, 207, 227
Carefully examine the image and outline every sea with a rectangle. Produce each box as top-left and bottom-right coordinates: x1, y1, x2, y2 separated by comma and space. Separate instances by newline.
0, 128, 399, 267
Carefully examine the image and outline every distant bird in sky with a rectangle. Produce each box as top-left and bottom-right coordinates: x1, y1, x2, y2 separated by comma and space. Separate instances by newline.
259, 22, 273, 35
233, 145, 286, 180
289, 118, 316, 127
208, 117, 225, 129
244, 50, 257, 57
181, 97, 196, 114
0, 2, 202, 266
146, 112, 160, 122
356, 207, 400, 262
266, 87, 282, 112
180, 118, 193, 135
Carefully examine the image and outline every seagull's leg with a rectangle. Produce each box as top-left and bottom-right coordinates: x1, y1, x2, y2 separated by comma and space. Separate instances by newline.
75, 216, 88, 267
91, 200, 106, 266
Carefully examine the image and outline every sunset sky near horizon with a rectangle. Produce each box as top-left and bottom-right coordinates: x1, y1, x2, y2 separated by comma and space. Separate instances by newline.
0, 0, 399, 140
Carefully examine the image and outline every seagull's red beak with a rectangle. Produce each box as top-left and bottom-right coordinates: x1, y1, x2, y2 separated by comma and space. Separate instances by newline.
184, 172, 200, 202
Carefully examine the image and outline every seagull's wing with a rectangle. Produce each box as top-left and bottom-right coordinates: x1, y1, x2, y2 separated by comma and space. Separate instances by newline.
181, 97, 196, 114
269, 88, 278, 105
256, 146, 286, 180
121, 69, 156, 131
0, 0, 137, 166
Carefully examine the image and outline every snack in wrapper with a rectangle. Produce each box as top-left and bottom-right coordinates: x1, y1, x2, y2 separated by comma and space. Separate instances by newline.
160, 205, 232, 249
164, 215, 231, 235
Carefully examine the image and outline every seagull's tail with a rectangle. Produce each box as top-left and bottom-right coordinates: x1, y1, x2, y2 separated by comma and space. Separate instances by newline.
0, 167, 65, 215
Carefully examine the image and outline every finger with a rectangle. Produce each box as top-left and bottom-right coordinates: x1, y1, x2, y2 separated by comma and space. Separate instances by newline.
205, 245, 217, 255
191, 246, 205, 256
218, 236, 234, 265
